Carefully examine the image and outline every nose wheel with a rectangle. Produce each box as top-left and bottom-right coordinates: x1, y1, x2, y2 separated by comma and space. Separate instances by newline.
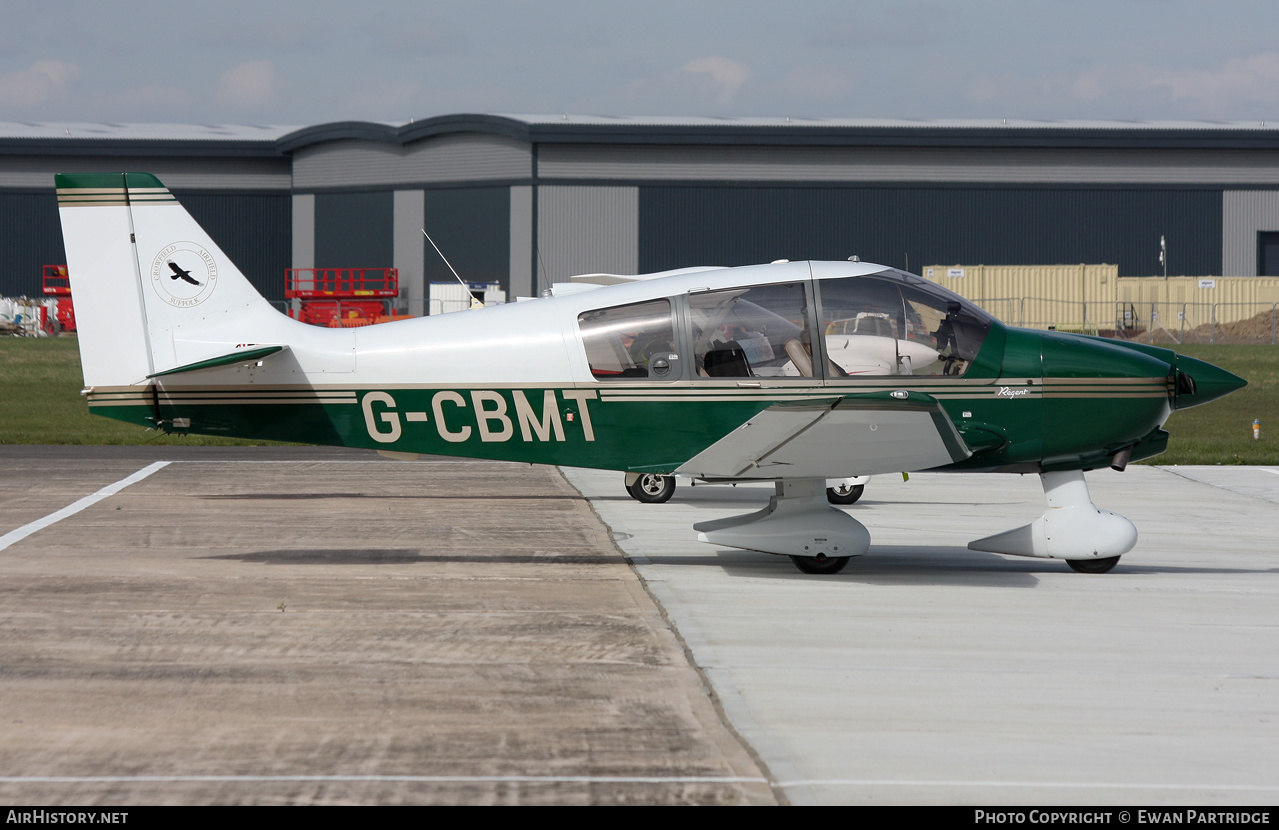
789, 554, 851, 575
1066, 556, 1120, 574
969, 470, 1137, 572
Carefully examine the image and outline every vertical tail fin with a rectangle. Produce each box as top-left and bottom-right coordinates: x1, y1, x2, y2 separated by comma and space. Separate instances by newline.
56, 172, 293, 386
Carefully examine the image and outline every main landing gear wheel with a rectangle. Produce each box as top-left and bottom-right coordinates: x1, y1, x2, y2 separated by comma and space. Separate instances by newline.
826, 484, 865, 505
1066, 556, 1121, 574
789, 554, 852, 575
627, 474, 676, 504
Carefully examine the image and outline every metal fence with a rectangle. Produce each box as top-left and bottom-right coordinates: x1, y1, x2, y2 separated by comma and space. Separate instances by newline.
973, 298, 1279, 345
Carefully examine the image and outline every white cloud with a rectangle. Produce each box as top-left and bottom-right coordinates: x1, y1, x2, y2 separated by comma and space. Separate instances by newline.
215, 60, 279, 108
0, 60, 80, 107
680, 56, 750, 106
619, 56, 753, 113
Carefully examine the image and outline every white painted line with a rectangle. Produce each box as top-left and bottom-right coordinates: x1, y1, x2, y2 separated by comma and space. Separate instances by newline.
171, 459, 483, 464
1260, 468, 1279, 477
0, 461, 170, 552
779, 778, 1279, 792
1, 773, 1274, 793
0, 774, 768, 785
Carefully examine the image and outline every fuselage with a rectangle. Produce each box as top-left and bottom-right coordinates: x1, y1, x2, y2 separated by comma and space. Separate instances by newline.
84, 260, 1241, 476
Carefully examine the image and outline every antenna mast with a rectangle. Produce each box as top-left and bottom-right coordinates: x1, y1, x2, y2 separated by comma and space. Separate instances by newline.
422, 229, 483, 309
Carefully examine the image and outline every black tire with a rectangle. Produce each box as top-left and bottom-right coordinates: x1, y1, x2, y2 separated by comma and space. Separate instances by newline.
826, 483, 865, 505
627, 474, 676, 504
1066, 556, 1121, 574
789, 554, 851, 575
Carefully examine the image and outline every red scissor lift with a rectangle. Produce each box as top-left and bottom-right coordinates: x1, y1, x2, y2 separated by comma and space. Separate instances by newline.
286, 268, 405, 327
42, 265, 75, 332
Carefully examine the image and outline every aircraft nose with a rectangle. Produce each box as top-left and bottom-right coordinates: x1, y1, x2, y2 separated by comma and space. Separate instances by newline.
1173, 354, 1247, 410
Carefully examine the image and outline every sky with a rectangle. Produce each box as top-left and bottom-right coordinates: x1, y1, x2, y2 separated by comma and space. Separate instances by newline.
3, 0, 1279, 127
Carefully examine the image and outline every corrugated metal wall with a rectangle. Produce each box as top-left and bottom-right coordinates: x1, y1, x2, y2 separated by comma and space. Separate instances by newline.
393, 190, 425, 315
509, 186, 533, 299
0, 155, 289, 191
293, 135, 531, 189
0, 191, 64, 298
314, 191, 394, 271
537, 186, 638, 287
0, 190, 290, 301
541, 144, 1279, 185
638, 187, 1222, 278
178, 192, 291, 302
1222, 191, 1279, 276
292, 194, 315, 270
422, 187, 510, 289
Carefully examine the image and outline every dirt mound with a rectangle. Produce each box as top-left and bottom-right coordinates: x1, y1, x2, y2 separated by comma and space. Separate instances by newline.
1208, 309, 1278, 342
1113, 309, 1276, 344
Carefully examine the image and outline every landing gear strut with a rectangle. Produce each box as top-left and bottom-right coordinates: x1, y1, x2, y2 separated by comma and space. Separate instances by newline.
694, 479, 870, 575
968, 470, 1135, 573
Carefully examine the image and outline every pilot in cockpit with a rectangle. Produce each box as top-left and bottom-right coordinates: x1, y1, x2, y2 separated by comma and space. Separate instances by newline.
932, 301, 961, 353
718, 323, 774, 365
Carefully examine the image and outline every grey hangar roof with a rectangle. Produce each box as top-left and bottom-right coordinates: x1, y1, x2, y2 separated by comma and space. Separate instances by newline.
8, 114, 1279, 154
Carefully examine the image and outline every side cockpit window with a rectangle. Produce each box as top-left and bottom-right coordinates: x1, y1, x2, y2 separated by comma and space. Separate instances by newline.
578, 299, 678, 380
817, 271, 993, 377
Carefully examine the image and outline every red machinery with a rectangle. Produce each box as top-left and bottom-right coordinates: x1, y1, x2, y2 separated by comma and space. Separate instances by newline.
285, 268, 407, 327
42, 265, 75, 332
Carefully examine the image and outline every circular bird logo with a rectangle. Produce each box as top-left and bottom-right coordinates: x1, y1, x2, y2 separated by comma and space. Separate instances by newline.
150, 241, 218, 308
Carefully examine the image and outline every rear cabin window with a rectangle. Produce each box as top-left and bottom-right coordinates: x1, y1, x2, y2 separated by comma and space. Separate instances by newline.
578, 300, 678, 380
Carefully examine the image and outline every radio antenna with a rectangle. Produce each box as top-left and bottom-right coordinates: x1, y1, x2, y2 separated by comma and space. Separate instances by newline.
422, 229, 483, 309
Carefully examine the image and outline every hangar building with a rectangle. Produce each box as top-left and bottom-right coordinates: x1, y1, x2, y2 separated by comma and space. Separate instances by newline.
5, 115, 1279, 313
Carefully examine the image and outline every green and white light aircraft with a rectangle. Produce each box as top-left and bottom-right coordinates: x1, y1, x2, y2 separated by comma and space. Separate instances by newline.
56, 172, 1246, 575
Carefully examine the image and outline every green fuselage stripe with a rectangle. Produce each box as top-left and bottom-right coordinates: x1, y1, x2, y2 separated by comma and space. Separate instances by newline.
87, 379, 1173, 474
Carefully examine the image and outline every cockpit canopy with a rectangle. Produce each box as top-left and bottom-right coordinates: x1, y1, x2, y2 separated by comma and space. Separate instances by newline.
578, 267, 994, 381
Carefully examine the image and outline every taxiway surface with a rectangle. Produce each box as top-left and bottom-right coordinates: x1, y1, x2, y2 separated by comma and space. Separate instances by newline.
562, 464, 1279, 806
0, 447, 773, 806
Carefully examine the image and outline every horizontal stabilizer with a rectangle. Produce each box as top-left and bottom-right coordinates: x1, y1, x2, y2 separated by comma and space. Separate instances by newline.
148, 345, 286, 378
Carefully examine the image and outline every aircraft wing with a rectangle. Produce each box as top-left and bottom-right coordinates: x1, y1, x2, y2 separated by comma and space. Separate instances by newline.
674, 391, 971, 479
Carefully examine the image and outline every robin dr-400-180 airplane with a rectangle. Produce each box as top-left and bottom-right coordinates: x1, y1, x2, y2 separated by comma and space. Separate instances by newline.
57, 172, 1246, 575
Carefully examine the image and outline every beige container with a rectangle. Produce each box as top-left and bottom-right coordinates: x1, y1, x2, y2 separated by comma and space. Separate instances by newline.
923, 264, 1118, 333
919, 266, 1279, 341
1116, 276, 1279, 342
1117, 276, 1279, 309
